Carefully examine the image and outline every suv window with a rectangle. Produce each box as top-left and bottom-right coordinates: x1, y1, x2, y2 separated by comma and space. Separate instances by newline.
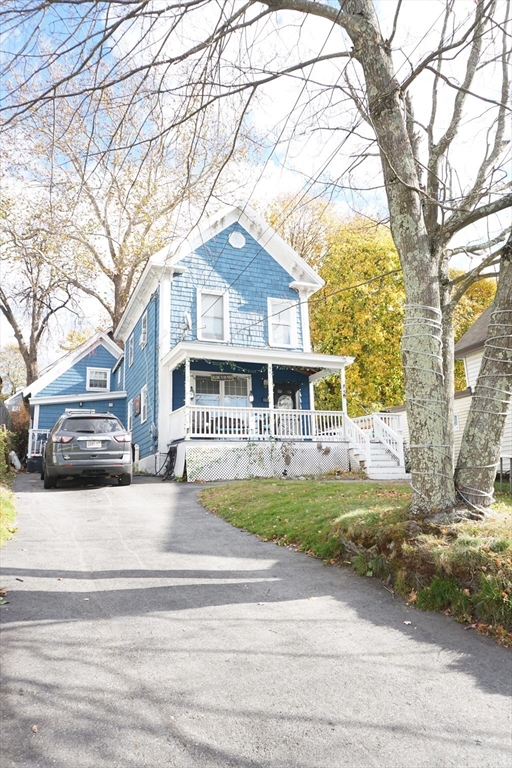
60, 417, 123, 434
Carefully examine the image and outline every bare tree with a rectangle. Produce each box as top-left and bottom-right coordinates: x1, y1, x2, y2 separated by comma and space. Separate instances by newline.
4, 72, 254, 329
0, 199, 75, 384
1, 0, 510, 516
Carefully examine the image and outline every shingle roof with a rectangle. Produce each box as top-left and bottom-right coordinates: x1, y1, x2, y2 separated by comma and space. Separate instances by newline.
454, 304, 493, 359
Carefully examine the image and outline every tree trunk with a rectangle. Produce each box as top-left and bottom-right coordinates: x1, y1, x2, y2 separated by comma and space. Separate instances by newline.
345, 1, 455, 515
455, 237, 512, 507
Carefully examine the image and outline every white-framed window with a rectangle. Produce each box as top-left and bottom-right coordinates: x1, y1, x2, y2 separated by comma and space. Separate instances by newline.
454, 413, 459, 430
86, 367, 110, 391
127, 399, 133, 431
268, 298, 297, 348
117, 365, 122, 388
197, 290, 229, 342
128, 335, 134, 367
193, 373, 250, 407
140, 311, 148, 348
141, 385, 148, 423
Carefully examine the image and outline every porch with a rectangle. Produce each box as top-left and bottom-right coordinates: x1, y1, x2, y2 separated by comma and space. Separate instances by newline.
166, 407, 407, 481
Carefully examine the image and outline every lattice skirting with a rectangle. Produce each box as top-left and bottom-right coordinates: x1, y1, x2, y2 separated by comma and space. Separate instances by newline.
185, 440, 350, 482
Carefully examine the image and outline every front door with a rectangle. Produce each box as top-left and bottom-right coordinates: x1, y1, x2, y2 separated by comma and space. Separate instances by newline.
274, 384, 299, 410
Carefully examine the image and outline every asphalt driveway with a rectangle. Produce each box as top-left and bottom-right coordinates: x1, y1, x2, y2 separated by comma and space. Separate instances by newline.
1, 473, 510, 768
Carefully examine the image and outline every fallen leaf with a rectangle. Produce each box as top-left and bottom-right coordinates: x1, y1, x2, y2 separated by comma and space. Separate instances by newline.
15, 578, 24, 582
404, 621, 412, 625
32, 725, 38, 734
0, 588, 7, 597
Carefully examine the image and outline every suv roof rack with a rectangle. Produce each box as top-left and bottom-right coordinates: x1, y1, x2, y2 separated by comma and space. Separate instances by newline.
64, 409, 96, 414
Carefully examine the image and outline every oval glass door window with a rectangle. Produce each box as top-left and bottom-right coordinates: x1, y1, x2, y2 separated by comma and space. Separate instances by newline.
277, 394, 294, 409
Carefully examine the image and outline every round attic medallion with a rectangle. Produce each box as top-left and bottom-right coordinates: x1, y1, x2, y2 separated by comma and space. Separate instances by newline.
228, 231, 246, 249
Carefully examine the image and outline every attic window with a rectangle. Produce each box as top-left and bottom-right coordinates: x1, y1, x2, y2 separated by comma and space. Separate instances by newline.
198, 290, 229, 342
268, 298, 297, 348
228, 231, 246, 249
86, 367, 110, 391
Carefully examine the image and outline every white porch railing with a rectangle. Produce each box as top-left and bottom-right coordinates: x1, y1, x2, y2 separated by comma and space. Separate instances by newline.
372, 413, 405, 466
167, 407, 406, 471
28, 429, 50, 457
343, 415, 372, 468
169, 406, 345, 442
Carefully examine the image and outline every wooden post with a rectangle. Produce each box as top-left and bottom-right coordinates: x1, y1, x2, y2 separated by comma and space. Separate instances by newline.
267, 363, 274, 437
340, 367, 347, 414
184, 357, 191, 439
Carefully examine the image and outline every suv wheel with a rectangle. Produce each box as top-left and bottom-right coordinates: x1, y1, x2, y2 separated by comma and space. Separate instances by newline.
119, 473, 132, 486
43, 472, 57, 489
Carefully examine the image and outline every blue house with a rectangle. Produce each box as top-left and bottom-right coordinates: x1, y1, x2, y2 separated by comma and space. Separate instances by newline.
24, 332, 126, 458
24, 206, 408, 480
113, 205, 408, 481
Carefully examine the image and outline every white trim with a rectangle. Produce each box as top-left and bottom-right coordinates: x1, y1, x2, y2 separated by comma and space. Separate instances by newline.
22, 332, 122, 399
31, 391, 127, 406
162, 341, 354, 372
197, 288, 230, 343
86, 367, 111, 392
267, 298, 298, 348
128, 335, 134, 367
140, 311, 148, 348
33, 404, 40, 430
127, 399, 133, 431
141, 385, 148, 423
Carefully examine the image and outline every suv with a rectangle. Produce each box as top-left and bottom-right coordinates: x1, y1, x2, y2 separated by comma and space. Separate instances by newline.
42, 411, 132, 489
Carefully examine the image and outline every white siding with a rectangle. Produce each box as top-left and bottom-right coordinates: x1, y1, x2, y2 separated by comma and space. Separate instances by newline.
464, 351, 483, 390
395, 397, 511, 462
502, 407, 512, 458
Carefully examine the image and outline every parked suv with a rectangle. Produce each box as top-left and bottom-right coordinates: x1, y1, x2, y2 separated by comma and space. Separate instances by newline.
42, 411, 132, 489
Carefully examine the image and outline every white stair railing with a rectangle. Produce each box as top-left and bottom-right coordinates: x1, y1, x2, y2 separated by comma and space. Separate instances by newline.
343, 414, 371, 468
372, 413, 405, 466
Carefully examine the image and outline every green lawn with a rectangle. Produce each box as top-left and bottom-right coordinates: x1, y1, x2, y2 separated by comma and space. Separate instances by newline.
0, 483, 16, 547
200, 479, 512, 642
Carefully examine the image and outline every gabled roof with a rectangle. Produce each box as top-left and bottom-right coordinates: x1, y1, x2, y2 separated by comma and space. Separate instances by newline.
23, 331, 123, 399
454, 305, 493, 359
115, 204, 324, 340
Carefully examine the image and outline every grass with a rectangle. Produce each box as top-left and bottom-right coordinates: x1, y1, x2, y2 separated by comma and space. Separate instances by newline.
0, 431, 17, 547
0, 483, 17, 547
200, 479, 512, 643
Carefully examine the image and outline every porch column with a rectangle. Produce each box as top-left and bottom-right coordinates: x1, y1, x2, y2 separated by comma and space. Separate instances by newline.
267, 363, 274, 437
340, 367, 347, 414
184, 356, 191, 439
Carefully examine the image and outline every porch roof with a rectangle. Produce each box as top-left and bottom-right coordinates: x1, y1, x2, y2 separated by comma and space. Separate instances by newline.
161, 342, 354, 381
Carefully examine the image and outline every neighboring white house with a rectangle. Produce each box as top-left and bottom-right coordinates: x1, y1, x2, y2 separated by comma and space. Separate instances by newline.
389, 305, 512, 464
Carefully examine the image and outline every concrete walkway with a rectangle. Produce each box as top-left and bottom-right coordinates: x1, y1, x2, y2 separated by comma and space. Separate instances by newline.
1, 473, 510, 768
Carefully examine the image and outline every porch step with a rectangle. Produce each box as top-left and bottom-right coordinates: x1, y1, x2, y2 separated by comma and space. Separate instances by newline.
367, 469, 411, 481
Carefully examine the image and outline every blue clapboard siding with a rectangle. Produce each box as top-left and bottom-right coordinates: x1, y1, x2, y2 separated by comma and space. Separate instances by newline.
38, 399, 126, 430
169, 223, 303, 351
172, 361, 309, 411
124, 289, 159, 458
37, 344, 118, 397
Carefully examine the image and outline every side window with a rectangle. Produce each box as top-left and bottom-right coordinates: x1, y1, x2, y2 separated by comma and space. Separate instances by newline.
198, 291, 228, 342
86, 367, 110, 391
127, 400, 133, 432
128, 335, 134, 367
141, 386, 148, 424
140, 311, 148, 348
268, 299, 297, 347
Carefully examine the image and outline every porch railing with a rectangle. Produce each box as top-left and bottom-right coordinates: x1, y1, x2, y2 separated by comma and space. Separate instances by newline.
28, 429, 50, 458
167, 407, 405, 469
372, 414, 404, 465
170, 406, 345, 442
